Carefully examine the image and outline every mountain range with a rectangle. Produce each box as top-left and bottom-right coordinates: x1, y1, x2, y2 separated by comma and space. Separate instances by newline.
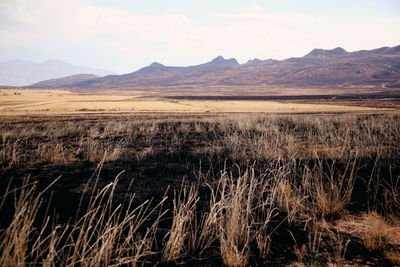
0, 59, 115, 86
25, 45, 400, 89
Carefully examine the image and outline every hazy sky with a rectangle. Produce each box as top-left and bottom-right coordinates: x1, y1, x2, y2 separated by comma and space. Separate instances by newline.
1, 0, 399, 73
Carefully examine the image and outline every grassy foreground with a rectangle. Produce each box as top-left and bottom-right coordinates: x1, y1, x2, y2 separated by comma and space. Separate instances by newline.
0, 113, 399, 266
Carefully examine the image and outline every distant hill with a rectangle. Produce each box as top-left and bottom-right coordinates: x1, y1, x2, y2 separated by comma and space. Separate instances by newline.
304, 47, 348, 58
0, 59, 115, 86
28, 45, 400, 89
30, 74, 99, 88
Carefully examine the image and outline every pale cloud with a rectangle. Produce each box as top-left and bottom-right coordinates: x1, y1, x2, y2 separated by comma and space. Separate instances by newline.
209, 7, 400, 61
0, 0, 399, 73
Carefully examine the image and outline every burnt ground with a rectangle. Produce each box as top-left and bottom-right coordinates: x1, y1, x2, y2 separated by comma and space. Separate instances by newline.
0, 114, 399, 266
164, 93, 400, 101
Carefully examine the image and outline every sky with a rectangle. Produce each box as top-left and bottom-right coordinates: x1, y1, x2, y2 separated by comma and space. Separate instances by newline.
0, 0, 399, 74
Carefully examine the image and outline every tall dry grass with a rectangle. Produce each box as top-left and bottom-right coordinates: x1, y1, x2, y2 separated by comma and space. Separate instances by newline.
0, 171, 168, 266
0, 113, 398, 166
0, 113, 399, 266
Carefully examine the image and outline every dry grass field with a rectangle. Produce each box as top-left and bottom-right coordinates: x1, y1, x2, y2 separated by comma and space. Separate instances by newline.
0, 89, 390, 114
0, 112, 399, 266
0, 89, 128, 104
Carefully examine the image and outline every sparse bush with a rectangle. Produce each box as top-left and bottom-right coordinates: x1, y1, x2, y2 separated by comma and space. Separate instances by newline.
360, 211, 399, 251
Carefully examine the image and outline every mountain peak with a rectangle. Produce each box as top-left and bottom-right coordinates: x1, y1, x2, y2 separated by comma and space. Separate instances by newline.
209, 56, 238, 65
211, 56, 226, 63
149, 62, 165, 67
246, 58, 263, 65
133, 62, 169, 75
306, 47, 348, 58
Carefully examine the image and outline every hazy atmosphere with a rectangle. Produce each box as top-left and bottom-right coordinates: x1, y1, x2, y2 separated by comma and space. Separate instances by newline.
1, 0, 400, 73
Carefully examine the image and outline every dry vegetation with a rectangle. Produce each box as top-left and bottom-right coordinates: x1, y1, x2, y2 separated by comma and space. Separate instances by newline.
0, 112, 399, 266
0, 89, 387, 114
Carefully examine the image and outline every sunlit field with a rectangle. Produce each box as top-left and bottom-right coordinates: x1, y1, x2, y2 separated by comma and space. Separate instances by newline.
0, 89, 127, 109
0, 89, 386, 114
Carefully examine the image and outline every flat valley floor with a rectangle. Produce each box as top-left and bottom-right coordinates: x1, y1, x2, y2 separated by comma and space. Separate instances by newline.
1, 88, 399, 114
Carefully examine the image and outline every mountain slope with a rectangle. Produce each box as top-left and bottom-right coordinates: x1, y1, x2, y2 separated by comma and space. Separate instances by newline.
304, 47, 348, 58
0, 59, 115, 86
51, 56, 240, 88
29, 45, 400, 89
30, 74, 99, 88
